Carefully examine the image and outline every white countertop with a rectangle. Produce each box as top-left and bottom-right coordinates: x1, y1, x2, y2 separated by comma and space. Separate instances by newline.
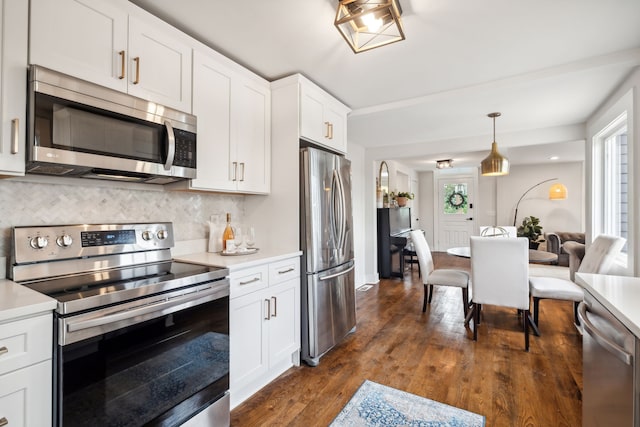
576, 272, 640, 337
0, 279, 57, 324
174, 248, 302, 272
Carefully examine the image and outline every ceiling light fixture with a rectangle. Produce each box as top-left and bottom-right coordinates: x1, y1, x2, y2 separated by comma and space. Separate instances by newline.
480, 112, 510, 176
436, 159, 453, 169
335, 0, 405, 54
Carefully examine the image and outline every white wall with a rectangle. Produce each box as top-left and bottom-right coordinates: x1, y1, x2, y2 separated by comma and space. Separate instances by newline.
586, 66, 639, 275
417, 171, 434, 247
347, 142, 367, 288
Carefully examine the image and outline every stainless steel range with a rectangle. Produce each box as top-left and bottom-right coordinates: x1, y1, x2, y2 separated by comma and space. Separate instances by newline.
9, 222, 230, 427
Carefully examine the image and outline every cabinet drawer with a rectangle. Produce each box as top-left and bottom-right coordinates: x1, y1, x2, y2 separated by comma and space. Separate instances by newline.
0, 359, 52, 427
0, 314, 52, 376
230, 265, 269, 298
269, 258, 300, 286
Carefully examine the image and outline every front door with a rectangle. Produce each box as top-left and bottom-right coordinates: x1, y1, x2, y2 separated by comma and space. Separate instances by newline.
436, 176, 475, 250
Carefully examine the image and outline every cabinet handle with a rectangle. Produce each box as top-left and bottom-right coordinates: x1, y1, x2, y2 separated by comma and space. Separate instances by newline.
0, 346, 7, 356
239, 163, 245, 182
0, 417, 7, 426
118, 50, 126, 79
10, 119, 18, 154
132, 57, 140, 84
329, 123, 334, 140
271, 296, 277, 318
239, 277, 260, 286
324, 121, 331, 139
278, 267, 295, 274
231, 162, 238, 181
264, 299, 271, 320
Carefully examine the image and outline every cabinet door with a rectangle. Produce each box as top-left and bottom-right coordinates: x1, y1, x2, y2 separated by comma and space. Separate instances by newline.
127, 15, 192, 112
190, 50, 235, 191
0, 360, 52, 427
300, 84, 325, 144
30, 0, 128, 92
229, 291, 268, 392
324, 104, 347, 154
0, 0, 27, 175
235, 77, 271, 194
267, 279, 300, 368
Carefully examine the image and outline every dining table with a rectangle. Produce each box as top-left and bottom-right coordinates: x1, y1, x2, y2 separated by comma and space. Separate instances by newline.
446, 246, 559, 264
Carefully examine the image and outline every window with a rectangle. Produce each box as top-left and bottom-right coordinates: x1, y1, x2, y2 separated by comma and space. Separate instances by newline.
593, 112, 628, 256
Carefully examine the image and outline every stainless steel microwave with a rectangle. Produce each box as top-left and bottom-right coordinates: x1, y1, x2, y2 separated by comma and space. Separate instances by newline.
27, 65, 197, 184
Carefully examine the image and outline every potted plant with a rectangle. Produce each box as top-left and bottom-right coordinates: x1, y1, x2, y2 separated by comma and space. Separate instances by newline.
517, 216, 544, 249
391, 191, 414, 207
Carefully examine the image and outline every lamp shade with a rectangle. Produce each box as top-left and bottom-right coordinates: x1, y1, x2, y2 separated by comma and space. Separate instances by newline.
548, 183, 568, 200
481, 142, 510, 176
335, 0, 405, 53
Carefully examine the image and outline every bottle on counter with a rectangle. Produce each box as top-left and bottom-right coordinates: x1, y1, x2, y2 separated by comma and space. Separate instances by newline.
222, 213, 235, 252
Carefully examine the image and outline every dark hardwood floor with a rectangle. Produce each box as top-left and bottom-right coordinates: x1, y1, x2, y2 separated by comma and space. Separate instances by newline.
230, 253, 582, 426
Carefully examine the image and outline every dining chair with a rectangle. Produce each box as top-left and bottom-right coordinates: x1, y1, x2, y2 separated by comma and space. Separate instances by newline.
528, 234, 626, 330
410, 230, 470, 316
467, 236, 534, 351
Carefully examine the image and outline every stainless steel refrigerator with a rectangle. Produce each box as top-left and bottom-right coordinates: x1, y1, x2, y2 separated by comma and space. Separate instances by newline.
300, 146, 356, 366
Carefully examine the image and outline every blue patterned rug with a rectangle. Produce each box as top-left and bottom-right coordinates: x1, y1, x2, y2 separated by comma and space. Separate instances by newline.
330, 380, 485, 427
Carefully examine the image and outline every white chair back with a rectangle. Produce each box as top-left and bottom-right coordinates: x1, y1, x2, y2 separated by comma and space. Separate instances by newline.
470, 236, 529, 310
410, 230, 435, 277
479, 226, 517, 238
578, 235, 626, 274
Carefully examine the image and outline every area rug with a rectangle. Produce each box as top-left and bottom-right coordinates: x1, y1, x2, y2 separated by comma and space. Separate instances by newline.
330, 380, 485, 426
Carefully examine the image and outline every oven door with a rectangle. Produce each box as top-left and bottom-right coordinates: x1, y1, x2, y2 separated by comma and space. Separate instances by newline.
54, 282, 229, 427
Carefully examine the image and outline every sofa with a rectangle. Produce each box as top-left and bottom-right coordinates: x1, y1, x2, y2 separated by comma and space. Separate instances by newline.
544, 231, 586, 266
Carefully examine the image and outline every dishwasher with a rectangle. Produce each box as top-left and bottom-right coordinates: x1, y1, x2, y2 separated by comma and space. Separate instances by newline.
578, 290, 639, 427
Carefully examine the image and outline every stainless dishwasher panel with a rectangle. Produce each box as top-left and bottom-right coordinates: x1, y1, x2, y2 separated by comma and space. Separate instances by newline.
579, 291, 638, 427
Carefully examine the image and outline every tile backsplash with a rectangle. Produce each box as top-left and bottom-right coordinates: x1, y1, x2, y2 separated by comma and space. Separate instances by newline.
0, 178, 244, 258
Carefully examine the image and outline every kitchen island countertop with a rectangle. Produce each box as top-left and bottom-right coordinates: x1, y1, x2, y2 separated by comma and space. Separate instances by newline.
576, 272, 640, 337
0, 279, 57, 323
174, 248, 302, 271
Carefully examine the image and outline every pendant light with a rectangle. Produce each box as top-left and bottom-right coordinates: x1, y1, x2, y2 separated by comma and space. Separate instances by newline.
481, 112, 510, 176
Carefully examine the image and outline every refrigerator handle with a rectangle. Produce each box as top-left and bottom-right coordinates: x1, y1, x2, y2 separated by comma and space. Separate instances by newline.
578, 302, 633, 365
332, 169, 346, 250
319, 264, 355, 281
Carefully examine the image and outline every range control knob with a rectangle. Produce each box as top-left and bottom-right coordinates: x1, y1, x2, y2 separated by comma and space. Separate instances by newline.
142, 230, 153, 241
30, 236, 48, 250
157, 229, 169, 240
56, 234, 73, 247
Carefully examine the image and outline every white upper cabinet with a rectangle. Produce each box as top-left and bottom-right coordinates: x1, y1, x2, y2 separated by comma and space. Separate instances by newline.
187, 49, 270, 194
300, 78, 350, 154
0, 0, 27, 175
29, 0, 192, 112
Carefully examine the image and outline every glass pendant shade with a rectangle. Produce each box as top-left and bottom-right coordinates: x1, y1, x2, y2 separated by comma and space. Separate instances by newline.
548, 183, 568, 200
335, 0, 405, 53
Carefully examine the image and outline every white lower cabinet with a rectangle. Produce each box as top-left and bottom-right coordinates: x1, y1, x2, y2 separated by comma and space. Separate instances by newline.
229, 257, 300, 408
0, 313, 53, 427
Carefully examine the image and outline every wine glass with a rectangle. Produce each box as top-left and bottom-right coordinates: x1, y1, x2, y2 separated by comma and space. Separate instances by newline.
245, 226, 256, 250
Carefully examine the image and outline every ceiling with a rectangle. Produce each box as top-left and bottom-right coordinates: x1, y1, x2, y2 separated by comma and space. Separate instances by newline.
130, 0, 640, 171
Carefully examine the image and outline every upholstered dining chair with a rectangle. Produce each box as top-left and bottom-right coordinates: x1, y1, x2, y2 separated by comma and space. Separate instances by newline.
410, 230, 470, 316
466, 236, 534, 351
528, 234, 626, 330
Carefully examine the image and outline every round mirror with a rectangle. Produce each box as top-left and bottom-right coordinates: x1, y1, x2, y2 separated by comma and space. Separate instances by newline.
379, 161, 389, 197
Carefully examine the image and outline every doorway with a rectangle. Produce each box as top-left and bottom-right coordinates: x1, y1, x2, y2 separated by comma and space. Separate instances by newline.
435, 173, 477, 251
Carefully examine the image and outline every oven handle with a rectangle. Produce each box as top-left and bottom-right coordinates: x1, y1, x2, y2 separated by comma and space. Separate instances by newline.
65, 284, 226, 336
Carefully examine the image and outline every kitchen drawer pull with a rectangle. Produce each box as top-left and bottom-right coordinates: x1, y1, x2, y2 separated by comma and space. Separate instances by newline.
239, 277, 260, 285
11, 119, 18, 154
0, 346, 7, 356
578, 302, 633, 365
264, 299, 270, 320
278, 267, 295, 274
132, 57, 140, 84
0, 417, 8, 426
118, 50, 126, 79
239, 163, 245, 182
271, 296, 277, 317
324, 121, 331, 138
232, 162, 238, 181
328, 122, 334, 139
